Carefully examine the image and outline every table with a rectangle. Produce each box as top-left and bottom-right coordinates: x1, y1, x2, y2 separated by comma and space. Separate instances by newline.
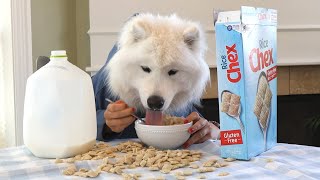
0, 139, 319, 180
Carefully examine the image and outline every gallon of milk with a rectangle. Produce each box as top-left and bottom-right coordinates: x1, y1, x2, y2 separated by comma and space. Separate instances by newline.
23, 50, 97, 158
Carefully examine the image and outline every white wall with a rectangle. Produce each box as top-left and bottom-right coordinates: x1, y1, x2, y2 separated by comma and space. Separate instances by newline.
31, 0, 77, 71
87, 0, 320, 73
76, 0, 90, 71
31, 0, 90, 71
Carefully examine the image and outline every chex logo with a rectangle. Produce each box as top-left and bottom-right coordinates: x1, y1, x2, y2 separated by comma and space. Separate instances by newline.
226, 44, 241, 83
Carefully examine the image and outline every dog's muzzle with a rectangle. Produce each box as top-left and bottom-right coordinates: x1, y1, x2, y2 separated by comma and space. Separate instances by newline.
147, 95, 164, 110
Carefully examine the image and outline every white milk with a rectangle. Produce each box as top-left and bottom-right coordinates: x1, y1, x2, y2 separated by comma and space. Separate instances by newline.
23, 50, 97, 158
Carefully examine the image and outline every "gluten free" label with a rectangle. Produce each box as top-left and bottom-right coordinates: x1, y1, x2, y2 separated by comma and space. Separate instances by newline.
220, 130, 243, 146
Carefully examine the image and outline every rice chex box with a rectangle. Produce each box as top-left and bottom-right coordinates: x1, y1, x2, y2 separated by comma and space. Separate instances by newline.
214, 6, 277, 160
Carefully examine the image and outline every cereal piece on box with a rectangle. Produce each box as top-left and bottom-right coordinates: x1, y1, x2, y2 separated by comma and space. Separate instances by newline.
222, 91, 232, 103
221, 101, 230, 113
230, 94, 241, 105
254, 95, 264, 118
259, 106, 269, 129
264, 87, 272, 107
228, 104, 239, 116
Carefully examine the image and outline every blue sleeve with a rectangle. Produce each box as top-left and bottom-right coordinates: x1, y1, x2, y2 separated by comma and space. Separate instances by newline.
92, 44, 118, 141
92, 44, 137, 141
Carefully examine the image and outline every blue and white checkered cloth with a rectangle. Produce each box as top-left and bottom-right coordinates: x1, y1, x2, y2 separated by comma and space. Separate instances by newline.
0, 139, 319, 180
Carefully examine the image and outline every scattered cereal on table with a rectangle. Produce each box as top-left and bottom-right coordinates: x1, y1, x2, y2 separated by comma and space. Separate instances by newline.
220, 162, 229, 167
74, 171, 87, 177
82, 154, 92, 160
65, 158, 75, 163
59, 141, 239, 179
224, 157, 236, 162
198, 167, 215, 173
174, 171, 183, 176
266, 158, 274, 163
183, 170, 193, 176
122, 173, 140, 180
86, 170, 100, 178
161, 163, 173, 174
155, 176, 165, 180
189, 163, 199, 169
122, 173, 131, 180
202, 159, 217, 167
213, 162, 222, 168
149, 166, 159, 171
79, 168, 89, 173
175, 175, 186, 180
218, 172, 230, 176
102, 164, 113, 172
54, 158, 63, 164
197, 175, 206, 179
62, 164, 77, 175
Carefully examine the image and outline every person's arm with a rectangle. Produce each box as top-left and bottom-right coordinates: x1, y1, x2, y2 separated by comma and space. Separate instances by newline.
92, 44, 119, 141
92, 44, 137, 141
94, 90, 121, 141
179, 104, 220, 148
187, 104, 220, 127
94, 85, 137, 141
93, 13, 142, 141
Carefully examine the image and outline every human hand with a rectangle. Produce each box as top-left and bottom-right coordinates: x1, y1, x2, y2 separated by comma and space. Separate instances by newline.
104, 100, 136, 133
182, 112, 220, 148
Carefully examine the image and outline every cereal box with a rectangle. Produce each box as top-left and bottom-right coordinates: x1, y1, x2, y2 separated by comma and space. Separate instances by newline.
214, 6, 277, 160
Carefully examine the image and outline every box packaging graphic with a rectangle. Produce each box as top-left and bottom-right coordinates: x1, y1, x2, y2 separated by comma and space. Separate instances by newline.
215, 6, 277, 160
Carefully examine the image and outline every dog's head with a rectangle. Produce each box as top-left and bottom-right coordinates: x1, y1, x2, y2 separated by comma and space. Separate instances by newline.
106, 14, 210, 113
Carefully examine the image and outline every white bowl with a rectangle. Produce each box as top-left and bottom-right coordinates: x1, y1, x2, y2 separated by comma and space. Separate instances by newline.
134, 120, 192, 149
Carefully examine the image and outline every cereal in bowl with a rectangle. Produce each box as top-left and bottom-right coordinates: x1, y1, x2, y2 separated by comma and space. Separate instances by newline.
162, 115, 185, 125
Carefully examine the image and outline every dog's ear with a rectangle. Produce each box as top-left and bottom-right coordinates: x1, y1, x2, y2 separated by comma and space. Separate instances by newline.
183, 26, 199, 50
131, 21, 149, 42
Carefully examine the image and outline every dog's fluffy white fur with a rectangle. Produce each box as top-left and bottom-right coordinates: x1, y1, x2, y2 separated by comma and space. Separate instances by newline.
106, 14, 210, 114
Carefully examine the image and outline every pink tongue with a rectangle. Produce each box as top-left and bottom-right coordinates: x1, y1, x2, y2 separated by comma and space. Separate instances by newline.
145, 109, 163, 125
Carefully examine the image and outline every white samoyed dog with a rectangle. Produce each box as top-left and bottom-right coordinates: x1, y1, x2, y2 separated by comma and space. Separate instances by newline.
106, 14, 210, 114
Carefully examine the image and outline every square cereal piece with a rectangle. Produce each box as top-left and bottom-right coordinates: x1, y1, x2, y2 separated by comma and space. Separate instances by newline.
259, 105, 270, 129
230, 94, 240, 105
258, 76, 268, 94
253, 95, 263, 118
222, 91, 232, 103
221, 101, 230, 113
264, 87, 272, 107
227, 104, 239, 116
224, 157, 236, 162
198, 175, 206, 179
218, 172, 230, 176
256, 89, 265, 101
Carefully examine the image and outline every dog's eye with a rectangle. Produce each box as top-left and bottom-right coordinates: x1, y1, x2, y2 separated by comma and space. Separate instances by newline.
141, 66, 151, 73
168, 69, 178, 76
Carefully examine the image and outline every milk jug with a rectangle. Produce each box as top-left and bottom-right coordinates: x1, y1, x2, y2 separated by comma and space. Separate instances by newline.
23, 50, 97, 158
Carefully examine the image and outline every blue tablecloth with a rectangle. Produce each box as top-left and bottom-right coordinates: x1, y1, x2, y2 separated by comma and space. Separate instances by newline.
0, 139, 319, 180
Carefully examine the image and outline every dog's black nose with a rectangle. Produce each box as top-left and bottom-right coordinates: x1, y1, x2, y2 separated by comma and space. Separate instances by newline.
147, 95, 164, 110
